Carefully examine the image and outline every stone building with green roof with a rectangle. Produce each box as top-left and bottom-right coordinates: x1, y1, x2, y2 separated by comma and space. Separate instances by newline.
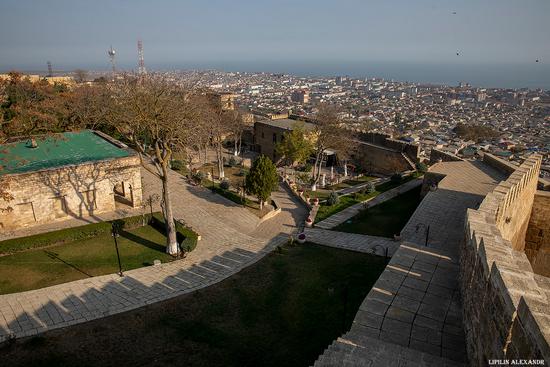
0, 130, 142, 230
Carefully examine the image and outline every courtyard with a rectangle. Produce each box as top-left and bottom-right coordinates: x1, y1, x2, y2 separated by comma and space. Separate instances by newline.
0, 243, 386, 367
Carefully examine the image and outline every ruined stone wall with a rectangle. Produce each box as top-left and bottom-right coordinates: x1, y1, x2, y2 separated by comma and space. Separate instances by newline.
429, 149, 464, 165
355, 142, 414, 175
493, 156, 541, 252
525, 191, 550, 277
0, 156, 142, 231
460, 154, 550, 366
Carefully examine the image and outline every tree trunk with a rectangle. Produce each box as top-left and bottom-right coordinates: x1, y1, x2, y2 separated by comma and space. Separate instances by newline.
344, 160, 348, 177
161, 165, 179, 255
217, 144, 225, 179
234, 140, 239, 156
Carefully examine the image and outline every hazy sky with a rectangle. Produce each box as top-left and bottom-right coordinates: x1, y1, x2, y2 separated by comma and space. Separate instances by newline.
1, 0, 549, 71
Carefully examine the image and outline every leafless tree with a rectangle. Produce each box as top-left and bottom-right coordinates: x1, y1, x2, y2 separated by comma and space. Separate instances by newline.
101, 75, 198, 255
310, 104, 354, 190
73, 69, 88, 84
227, 109, 246, 157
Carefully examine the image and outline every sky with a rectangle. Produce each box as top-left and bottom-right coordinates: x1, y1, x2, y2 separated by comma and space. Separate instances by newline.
0, 0, 549, 75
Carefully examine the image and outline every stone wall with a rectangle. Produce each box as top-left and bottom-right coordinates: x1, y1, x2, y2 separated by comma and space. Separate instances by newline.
493, 155, 541, 252
525, 191, 550, 277
355, 142, 415, 175
460, 154, 550, 366
0, 156, 142, 230
429, 148, 464, 165
483, 153, 550, 191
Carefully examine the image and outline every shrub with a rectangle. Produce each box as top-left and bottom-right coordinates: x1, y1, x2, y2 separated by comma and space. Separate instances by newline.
228, 156, 239, 167
236, 169, 247, 177
0, 213, 153, 255
391, 173, 403, 183
170, 160, 185, 171
220, 180, 230, 190
365, 181, 376, 194
327, 191, 340, 206
0, 212, 200, 255
415, 162, 428, 173
191, 170, 205, 184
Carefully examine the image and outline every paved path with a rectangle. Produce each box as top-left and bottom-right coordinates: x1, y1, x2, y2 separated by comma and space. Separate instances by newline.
303, 228, 399, 257
316, 178, 423, 229
314, 160, 508, 366
0, 168, 307, 342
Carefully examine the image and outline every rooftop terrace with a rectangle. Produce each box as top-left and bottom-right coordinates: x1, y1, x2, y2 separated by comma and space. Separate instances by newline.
0, 130, 131, 175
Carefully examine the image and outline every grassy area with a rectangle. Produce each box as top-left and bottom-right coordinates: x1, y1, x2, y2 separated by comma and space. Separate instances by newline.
327, 175, 375, 190
334, 186, 423, 237
0, 225, 175, 295
314, 174, 421, 223
1, 243, 387, 367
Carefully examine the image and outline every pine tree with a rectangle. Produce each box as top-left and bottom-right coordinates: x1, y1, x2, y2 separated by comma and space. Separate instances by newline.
245, 155, 278, 209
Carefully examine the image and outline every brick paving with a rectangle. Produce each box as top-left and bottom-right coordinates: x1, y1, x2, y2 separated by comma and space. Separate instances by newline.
303, 227, 399, 257
314, 160, 507, 366
0, 168, 307, 342
315, 178, 423, 229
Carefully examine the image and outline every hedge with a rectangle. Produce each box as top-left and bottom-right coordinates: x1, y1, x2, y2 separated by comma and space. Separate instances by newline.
0, 212, 199, 255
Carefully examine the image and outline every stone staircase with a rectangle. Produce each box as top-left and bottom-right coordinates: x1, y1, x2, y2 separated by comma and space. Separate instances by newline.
313, 329, 465, 367
401, 152, 417, 171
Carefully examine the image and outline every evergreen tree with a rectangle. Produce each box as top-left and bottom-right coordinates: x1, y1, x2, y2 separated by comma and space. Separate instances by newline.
245, 155, 278, 209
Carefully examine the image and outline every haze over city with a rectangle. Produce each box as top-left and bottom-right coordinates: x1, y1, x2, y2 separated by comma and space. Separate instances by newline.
1, 0, 549, 88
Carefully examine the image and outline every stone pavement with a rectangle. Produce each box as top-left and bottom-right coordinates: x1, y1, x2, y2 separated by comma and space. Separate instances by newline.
303, 227, 399, 257
0, 168, 307, 342
314, 160, 508, 366
316, 178, 423, 229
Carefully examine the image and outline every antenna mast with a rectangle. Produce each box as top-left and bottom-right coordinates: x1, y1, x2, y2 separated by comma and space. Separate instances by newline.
107, 46, 116, 76
47, 61, 53, 77
137, 39, 146, 75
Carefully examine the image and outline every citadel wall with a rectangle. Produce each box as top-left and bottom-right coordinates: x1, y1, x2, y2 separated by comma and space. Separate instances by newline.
460, 154, 550, 366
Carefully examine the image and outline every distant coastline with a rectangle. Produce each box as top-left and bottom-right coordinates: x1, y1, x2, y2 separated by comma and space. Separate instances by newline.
3, 60, 549, 90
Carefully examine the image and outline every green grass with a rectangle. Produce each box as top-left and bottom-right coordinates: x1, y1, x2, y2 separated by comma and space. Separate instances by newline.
0, 225, 175, 294
334, 186, 423, 237
327, 175, 375, 190
2, 243, 387, 367
314, 174, 421, 223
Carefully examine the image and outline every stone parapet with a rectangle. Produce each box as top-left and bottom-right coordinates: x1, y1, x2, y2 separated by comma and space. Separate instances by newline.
461, 154, 549, 366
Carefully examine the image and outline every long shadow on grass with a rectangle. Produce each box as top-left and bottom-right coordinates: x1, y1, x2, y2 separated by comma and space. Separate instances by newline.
119, 230, 165, 253
44, 251, 93, 278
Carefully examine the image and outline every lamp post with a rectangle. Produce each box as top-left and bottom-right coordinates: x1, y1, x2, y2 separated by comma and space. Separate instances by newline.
111, 221, 124, 277
415, 223, 430, 247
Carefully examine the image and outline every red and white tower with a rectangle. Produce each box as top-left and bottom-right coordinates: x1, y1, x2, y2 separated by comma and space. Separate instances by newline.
137, 39, 146, 75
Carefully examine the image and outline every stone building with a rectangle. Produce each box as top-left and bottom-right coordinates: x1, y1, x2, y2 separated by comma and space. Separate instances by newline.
0, 130, 142, 231
253, 118, 316, 162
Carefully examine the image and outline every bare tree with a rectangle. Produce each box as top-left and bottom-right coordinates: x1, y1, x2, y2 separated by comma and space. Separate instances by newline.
310, 104, 354, 190
227, 109, 246, 157
73, 69, 88, 84
103, 75, 198, 255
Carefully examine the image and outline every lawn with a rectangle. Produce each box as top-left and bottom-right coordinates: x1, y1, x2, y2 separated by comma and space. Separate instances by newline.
0, 225, 174, 294
334, 186, 423, 237
314, 174, 421, 223
0, 243, 387, 367
327, 175, 375, 190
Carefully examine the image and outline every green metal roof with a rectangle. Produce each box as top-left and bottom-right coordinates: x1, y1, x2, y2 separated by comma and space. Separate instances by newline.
0, 130, 131, 175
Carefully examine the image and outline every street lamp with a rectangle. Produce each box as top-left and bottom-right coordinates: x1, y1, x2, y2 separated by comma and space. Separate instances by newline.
111, 221, 124, 277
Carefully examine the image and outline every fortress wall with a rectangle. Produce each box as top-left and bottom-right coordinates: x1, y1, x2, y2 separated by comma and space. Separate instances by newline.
429, 148, 464, 165
492, 156, 541, 252
355, 142, 414, 175
525, 191, 550, 277
384, 138, 420, 162
460, 154, 550, 366
357, 132, 391, 146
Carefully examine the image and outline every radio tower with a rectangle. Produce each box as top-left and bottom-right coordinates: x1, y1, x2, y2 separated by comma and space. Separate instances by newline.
107, 46, 116, 75
137, 39, 146, 75
47, 61, 53, 77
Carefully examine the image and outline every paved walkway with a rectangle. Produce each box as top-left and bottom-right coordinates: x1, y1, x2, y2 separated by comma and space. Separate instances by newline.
314, 160, 508, 366
316, 178, 423, 229
0, 168, 307, 342
303, 228, 399, 257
